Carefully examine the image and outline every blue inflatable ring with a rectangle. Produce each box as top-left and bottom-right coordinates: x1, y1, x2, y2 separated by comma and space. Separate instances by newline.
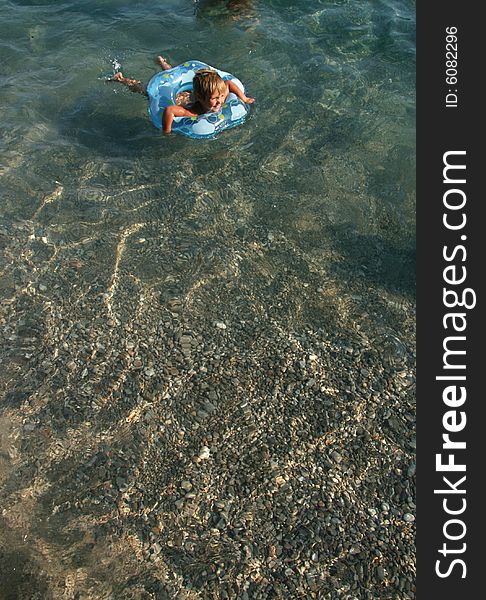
147, 60, 250, 139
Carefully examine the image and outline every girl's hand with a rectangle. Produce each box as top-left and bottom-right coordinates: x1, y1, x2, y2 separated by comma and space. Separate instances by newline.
226, 81, 255, 105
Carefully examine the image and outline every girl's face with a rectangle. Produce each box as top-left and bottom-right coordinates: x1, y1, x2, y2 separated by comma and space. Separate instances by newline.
204, 88, 227, 112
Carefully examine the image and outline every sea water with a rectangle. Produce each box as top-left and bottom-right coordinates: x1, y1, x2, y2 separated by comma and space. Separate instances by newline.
1, 0, 415, 306
0, 0, 415, 596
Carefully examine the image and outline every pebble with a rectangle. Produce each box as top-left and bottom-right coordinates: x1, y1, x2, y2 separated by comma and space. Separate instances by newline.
331, 451, 342, 463
5, 222, 416, 599
198, 446, 210, 460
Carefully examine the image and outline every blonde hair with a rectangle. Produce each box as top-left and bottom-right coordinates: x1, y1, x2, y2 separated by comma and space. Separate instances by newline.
192, 69, 227, 104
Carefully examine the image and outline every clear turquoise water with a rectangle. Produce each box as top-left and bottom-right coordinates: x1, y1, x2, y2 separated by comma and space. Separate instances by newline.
1, 0, 415, 596
1, 0, 415, 256
1, 0, 415, 345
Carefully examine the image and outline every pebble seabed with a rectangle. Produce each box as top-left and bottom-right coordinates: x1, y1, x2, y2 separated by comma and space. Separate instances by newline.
0, 217, 415, 599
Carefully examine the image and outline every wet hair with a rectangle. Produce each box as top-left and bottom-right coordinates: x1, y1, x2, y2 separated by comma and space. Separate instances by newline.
192, 69, 227, 104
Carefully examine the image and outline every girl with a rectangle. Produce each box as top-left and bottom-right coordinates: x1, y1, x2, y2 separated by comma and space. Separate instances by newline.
111, 56, 254, 134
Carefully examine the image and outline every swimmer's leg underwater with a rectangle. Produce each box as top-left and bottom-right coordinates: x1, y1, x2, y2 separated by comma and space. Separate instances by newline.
110, 72, 148, 96
108, 56, 173, 96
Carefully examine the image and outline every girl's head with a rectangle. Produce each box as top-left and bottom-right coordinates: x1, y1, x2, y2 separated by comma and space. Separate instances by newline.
193, 69, 228, 112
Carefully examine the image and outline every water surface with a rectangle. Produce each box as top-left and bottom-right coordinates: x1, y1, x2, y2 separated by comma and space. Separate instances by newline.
1, 0, 415, 597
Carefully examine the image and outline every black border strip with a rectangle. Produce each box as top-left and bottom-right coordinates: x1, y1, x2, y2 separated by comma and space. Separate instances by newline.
417, 3, 482, 597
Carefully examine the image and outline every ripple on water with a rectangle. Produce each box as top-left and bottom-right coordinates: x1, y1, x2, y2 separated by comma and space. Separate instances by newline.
1, 0, 415, 597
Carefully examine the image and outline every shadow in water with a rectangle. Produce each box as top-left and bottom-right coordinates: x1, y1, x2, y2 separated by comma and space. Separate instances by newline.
329, 223, 415, 297
0, 545, 51, 600
56, 87, 159, 158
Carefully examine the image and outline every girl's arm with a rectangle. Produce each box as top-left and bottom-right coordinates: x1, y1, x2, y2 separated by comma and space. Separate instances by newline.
162, 105, 198, 134
226, 80, 255, 104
